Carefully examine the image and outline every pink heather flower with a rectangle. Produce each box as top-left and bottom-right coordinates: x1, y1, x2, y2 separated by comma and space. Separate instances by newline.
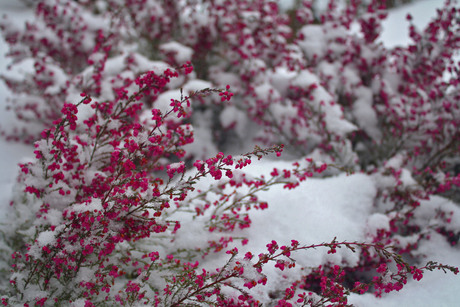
166, 162, 185, 178
126, 281, 141, 293
275, 260, 286, 271
226, 247, 238, 256
377, 263, 387, 274
411, 267, 424, 281
35, 298, 47, 306
267, 240, 278, 254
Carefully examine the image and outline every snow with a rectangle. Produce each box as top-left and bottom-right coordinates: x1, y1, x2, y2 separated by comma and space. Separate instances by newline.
0, 0, 459, 306
366, 213, 391, 235
379, 0, 445, 48
292, 69, 358, 136
297, 25, 326, 59
219, 105, 248, 138
160, 41, 194, 63
0, 141, 33, 225
168, 161, 376, 302
36, 230, 56, 247
182, 79, 213, 94
70, 198, 103, 214
352, 87, 382, 142
229, 163, 377, 267
268, 67, 297, 96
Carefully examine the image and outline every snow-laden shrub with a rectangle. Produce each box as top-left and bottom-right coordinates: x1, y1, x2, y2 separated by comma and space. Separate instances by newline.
0, 0, 459, 305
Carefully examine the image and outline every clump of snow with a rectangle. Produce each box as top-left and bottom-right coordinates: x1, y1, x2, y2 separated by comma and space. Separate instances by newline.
366, 213, 391, 236
268, 67, 297, 96
352, 87, 382, 142
209, 69, 242, 90
36, 230, 56, 247
153, 89, 186, 123
254, 82, 281, 102
234, 161, 376, 263
219, 105, 248, 139
183, 79, 213, 94
292, 69, 357, 136
160, 41, 194, 63
184, 111, 218, 159
70, 198, 103, 214
414, 195, 460, 232
385, 153, 405, 169
297, 25, 326, 59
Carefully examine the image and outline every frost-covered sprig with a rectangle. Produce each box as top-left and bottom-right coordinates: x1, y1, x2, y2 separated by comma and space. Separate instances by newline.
1, 64, 250, 305
149, 237, 458, 307
174, 154, 326, 237
1, 62, 314, 306
250, 238, 458, 306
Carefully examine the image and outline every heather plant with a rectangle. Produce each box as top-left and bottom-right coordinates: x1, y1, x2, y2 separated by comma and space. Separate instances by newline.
0, 71, 456, 305
0, 0, 459, 306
